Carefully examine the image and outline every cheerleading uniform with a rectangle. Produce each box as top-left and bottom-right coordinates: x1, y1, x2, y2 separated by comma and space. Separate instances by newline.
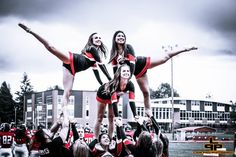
111, 45, 151, 79
134, 56, 151, 79
89, 138, 122, 157
38, 136, 69, 157
63, 46, 111, 84
96, 81, 136, 117
111, 44, 136, 77
122, 116, 168, 157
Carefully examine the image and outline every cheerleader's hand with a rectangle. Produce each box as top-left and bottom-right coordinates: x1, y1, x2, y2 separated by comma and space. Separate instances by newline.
115, 117, 122, 127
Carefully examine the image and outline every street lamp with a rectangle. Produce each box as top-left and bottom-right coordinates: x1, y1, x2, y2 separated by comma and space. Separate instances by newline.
162, 45, 175, 140
15, 106, 17, 125
171, 57, 175, 140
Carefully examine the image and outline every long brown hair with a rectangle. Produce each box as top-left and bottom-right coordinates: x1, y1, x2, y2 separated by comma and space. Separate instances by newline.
81, 32, 108, 58
109, 30, 127, 63
137, 131, 163, 157
102, 64, 130, 95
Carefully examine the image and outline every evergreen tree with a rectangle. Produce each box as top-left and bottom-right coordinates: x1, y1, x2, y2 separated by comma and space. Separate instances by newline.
0, 81, 15, 123
150, 83, 180, 99
229, 101, 236, 128
15, 72, 34, 123
47, 85, 63, 90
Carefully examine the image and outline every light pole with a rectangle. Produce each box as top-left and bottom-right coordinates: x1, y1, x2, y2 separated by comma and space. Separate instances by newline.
15, 106, 17, 125
163, 45, 176, 140
171, 57, 175, 140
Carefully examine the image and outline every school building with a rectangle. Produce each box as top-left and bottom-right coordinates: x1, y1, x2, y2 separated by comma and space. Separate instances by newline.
24, 89, 233, 130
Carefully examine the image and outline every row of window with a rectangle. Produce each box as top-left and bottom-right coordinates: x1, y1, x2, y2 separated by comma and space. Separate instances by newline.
180, 110, 229, 121
137, 107, 172, 120
153, 100, 226, 107
136, 107, 230, 122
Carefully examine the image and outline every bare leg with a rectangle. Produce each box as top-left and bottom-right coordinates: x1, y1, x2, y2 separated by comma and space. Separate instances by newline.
149, 47, 198, 69
107, 104, 114, 138
18, 23, 70, 64
94, 102, 106, 139
136, 74, 152, 115
136, 47, 197, 116
62, 67, 74, 107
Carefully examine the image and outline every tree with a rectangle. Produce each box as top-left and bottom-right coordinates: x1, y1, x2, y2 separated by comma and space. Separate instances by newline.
150, 83, 180, 99
47, 85, 63, 90
229, 101, 236, 128
15, 72, 34, 123
230, 112, 236, 122
0, 81, 15, 123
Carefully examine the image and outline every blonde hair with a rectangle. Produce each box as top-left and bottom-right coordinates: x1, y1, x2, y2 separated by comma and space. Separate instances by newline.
72, 140, 89, 157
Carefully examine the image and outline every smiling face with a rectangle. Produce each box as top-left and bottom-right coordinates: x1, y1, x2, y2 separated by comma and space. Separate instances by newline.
120, 65, 130, 79
92, 33, 102, 46
100, 134, 110, 146
115, 32, 126, 44
119, 65, 131, 90
78, 128, 84, 139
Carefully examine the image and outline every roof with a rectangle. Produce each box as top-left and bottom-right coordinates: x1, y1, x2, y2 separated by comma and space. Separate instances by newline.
176, 126, 216, 132
151, 97, 231, 105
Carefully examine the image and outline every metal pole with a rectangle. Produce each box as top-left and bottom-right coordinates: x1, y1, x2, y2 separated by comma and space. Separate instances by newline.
15, 106, 17, 126
234, 131, 236, 156
36, 107, 38, 128
171, 57, 174, 140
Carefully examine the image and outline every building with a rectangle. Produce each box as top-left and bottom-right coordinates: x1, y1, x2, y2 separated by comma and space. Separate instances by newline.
24, 89, 233, 131
135, 97, 232, 131
24, 89, 96, 129
24, 89, 132, 129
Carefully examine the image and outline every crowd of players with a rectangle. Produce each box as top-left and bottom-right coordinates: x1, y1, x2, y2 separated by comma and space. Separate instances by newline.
0, 113, 169, 157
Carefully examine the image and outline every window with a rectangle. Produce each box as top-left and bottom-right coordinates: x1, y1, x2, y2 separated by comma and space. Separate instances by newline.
163, 108, 166, 119
140, 107, 144, 116
180, 100, 186, 105
159, 108, 162, 119
166, 108, 170, 119
48, 110, 52, 116
137, 107, 141, 116
191, 101, 200, 106
162, 101, 167, 104
155, 108, 158, 119
27, 112, 32, 117
46, 95, 53, 104
180, 110, 186, 120
204, 102, 212, 106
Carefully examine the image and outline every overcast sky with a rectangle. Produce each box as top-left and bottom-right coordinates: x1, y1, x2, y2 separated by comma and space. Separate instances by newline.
1, 0, 236, 103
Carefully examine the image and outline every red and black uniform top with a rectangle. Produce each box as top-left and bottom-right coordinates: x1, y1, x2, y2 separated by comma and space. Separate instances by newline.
96, 81, 137, 117
14, 129, 31, 145
123, 116, 169, 157
30, 131, 41, 151
0, 131, 15, 148
63, 46, 111, 85
111, 44, 136, 78
111, 44, 152, 79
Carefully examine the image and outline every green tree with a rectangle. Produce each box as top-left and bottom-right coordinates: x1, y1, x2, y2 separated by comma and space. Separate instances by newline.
47, 85, 63, 90
0, 81, 15, 123
150, 83, 180, 99
15, 72, 34, 123
230, 112, 236, 122
229, 101, 236, 128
